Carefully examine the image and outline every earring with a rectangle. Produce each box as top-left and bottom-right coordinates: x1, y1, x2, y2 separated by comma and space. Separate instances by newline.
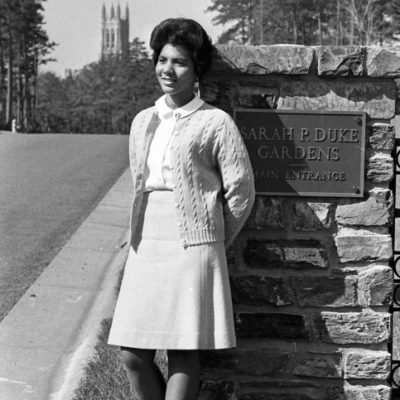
193, 77, 201, 98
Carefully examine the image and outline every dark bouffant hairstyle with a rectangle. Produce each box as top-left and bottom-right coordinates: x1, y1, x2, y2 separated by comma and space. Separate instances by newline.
150, 18, 213, 79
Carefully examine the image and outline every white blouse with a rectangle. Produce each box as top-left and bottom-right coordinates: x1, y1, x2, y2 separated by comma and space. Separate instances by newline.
144, 95, 204, 191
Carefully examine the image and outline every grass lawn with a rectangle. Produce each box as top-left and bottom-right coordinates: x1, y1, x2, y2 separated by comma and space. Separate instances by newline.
72, 319, 168, 400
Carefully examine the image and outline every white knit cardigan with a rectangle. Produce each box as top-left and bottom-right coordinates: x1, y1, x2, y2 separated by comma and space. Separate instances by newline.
128, 102, 255, 248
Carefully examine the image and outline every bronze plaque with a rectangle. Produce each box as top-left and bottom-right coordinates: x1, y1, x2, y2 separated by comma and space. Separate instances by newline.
234, 109, 366, 197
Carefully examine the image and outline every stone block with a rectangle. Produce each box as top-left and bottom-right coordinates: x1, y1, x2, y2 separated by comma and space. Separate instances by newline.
235, 349, 289, 376
324, 383, 391, 400
343, 384, 390, 400
246, 197, 285, 230
335, 194, 392, 227
201, 348, 289, 376
244, 239, 328, 269
368, 187, 392, 203
213, 44, 314, 75
325, 385, 346, 400
200, 350, 236, 370
343, 350, 390, 379
357, 265, 392, 306
235, 312, 309, 340
234, 83, 280, 108
316, 46, 364, 76
313, 311, 390, 344
292, 202, 332, 231
278, 79, 395, 119
292, 352, 342, 378
283, 246, 328, 269
366, 153, 394, 183
335, 227, 392, 262
292, 276, 357, 307
231, 276, 294, 306
198, 380, 236, 400
244, 240, 284, 268
368, 124, 395, 152
366, 47, 400, 77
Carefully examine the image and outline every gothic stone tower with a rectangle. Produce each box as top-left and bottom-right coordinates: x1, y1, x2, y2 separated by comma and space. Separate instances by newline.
101, 3, 129, 57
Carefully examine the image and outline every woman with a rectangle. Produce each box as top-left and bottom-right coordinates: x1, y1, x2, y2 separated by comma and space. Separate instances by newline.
108, 18, 255, 400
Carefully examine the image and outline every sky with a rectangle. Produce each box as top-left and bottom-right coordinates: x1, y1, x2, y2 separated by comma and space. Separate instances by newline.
41, 0, 223, 77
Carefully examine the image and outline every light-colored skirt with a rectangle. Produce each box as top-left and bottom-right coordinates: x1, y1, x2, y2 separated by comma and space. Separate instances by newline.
107, 190, 236, 349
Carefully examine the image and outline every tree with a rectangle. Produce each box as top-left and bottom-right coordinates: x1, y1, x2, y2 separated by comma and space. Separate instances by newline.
338, 0, 390, 45
36, 71, 69, 132
0, 0, 54, 131
207, 0, 393, 46
207, 0, 335, 45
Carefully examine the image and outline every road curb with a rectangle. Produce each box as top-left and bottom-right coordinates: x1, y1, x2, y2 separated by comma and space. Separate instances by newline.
0, 169, 132, 400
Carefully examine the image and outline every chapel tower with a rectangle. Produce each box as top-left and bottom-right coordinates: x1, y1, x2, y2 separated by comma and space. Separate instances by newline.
101, 3, 130, 57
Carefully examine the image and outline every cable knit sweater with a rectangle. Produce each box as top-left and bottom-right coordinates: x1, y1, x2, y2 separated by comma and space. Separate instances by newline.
128, 101, 255, 249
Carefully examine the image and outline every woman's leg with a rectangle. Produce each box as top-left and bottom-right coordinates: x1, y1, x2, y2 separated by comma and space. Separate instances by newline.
165, 350, 200, 400
120, 347, 165, 400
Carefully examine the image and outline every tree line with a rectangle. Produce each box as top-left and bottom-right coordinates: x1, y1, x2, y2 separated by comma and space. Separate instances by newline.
0, 0, 160, 134
207, 0, 400, 46
0, 0, 54, 132
36, 39, 161, 134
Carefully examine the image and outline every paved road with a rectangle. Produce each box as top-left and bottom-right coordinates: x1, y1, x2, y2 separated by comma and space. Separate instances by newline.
0, 133, 129, 321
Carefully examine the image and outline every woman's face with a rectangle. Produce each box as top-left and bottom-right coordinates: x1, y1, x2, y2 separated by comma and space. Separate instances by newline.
155, 43, 196, 107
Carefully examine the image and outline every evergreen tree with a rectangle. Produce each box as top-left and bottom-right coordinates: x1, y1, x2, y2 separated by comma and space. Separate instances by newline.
36, 71, 68, 132
0, 0, 54, 131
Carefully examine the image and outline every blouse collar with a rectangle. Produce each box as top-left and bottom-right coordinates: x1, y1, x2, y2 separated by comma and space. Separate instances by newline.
155, 95, 204, 120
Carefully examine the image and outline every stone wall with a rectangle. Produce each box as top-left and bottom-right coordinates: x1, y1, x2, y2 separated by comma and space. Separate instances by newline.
198, 45, 399, 400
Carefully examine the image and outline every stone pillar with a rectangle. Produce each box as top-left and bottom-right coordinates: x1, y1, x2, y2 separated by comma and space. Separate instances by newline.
199, 45, 399, 400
